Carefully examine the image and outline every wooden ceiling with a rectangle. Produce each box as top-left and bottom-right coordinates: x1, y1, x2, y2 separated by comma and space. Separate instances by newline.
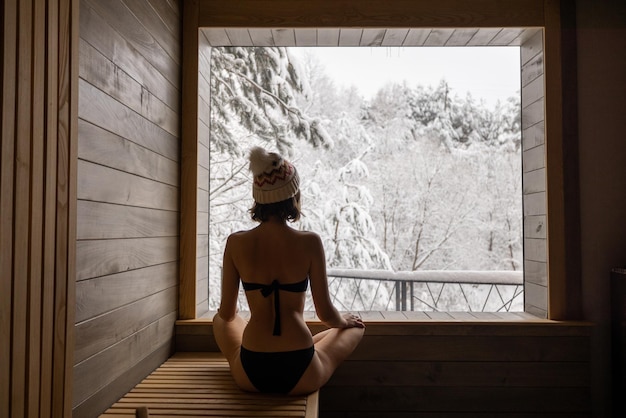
200, 27, 541, 47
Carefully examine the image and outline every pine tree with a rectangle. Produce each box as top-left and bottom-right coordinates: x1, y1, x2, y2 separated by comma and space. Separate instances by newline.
209, 47, 332, 156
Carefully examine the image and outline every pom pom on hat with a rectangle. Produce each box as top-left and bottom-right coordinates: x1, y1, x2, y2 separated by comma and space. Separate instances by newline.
249, 146, 300, 204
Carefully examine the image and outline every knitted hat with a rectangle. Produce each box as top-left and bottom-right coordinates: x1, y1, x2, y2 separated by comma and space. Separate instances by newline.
249, 146, 300, 204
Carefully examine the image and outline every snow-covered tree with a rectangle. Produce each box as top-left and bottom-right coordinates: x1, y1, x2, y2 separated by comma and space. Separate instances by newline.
210, 47, 332, 156
207, 46, 523, 312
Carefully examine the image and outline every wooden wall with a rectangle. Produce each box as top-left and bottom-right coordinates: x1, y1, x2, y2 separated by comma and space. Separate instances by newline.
321, 321, 591, 417
0, 0, 79, 417
73, 0, 181, 416
196, 30, 212, 316
177, 320, 592, 417
521, 30, 548, 318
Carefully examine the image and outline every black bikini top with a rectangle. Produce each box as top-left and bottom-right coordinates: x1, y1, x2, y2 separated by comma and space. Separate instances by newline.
241, 277, 309, 336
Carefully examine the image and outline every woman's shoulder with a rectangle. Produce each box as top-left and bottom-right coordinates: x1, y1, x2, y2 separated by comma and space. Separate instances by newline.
291, 229, 323, 246
225, 229, 253, 244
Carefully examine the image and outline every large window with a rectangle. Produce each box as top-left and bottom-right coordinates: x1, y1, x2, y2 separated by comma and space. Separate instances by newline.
181, 20, 557, 321
207, 46, 524, 314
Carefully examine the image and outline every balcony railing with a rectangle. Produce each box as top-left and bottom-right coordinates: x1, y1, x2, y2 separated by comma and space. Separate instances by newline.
322, 269, 524, 313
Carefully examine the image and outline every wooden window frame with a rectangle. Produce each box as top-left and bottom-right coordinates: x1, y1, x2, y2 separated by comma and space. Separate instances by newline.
179, 0, 581, 321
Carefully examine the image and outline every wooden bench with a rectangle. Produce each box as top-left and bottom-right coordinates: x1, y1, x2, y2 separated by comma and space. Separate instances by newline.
99, 352, 319, 417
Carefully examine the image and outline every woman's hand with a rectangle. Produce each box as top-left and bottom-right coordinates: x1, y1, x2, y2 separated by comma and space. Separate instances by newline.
343, 313, 365, 329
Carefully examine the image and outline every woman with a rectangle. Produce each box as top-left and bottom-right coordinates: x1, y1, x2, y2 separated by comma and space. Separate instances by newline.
213, 146, 365, 395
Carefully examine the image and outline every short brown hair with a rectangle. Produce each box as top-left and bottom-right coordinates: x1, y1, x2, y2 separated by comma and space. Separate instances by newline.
250, 194, 301, 222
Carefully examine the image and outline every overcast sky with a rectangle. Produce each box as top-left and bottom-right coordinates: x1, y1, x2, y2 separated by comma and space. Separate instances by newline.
292, 46, 521, 109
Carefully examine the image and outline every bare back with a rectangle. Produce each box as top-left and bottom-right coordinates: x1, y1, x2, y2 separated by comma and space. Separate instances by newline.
220, 221, 335, 352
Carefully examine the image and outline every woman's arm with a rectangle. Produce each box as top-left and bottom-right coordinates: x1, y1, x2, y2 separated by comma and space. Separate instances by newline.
307, 233, 350, 328
217, 234, 240, 321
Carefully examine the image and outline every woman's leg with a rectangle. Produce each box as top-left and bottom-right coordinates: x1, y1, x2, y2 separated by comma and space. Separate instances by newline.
290, 326, 364, 395
212, 312, 256, 392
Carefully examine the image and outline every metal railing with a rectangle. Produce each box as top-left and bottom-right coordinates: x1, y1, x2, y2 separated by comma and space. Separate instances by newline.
324, 269, 524, 312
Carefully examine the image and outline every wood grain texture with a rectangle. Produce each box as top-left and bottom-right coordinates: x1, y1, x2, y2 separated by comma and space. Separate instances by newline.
76, 8, 182, 406
197, 0, 545, 28
77, 160, 178, 211
77, 200, 178, 240
175, 320, 591, 416
74, 287, 178, 363
75, 236, 178, 281
80, 0, 179, 111
98, 352, 318, 418
82, 0, 179, 85
179, 0, 200, 320
79, 40, 179, 136
78, 80, 179, 161
0, 0, 78, 416
75, 262, 178, 322
78, 120, 178, 186
73, 313, 177, 409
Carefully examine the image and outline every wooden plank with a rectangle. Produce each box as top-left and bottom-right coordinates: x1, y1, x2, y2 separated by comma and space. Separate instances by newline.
522, 73, 544, 108
122, 0, 181, 64
521, 29, 543, 65
75, 236, 178, 281
78, 120, 178, 186
79, 40, 179, 136
489, 28, 526, 45
0, 2, 18, 417
523, 167, 546, 194
73, 313, 177, 408
28, 1, 46, 415
522, 120, 545, 151
180, 0, 200, 319
248, 28, 274, 46
521, 51, 544, 87
79, 1, 179, 111
99, 353, 317, 418
197, 0, 546, 28
338, 29, 362, 46
381, 28, 409, 46
359, 29, 386, 46
77, 200, 178, 240
522, 144, 545, 172
352, 335, 589, 361
74, 343, 174, 418
57, 0, 79, 414
12, 2, 34, 417
444, 28, 479, 46
322, 413, 588, 418
78, 80, 179, 161
83, 0, 179, 86
1, 0, 78, 416
203, 28, 231, 46
523, 191, 546, 216
295, 29, 317, 46
0, 0, 15, 405
402, 28, 430, 46
225, 28, 254, 45
317, 28, 339, 46
77, 160, 178, 211
147, 0, 181, 36
75, 287, 177, 363
423, 28, 454, 46
320, 386, 589, 413
524, 238, 547, 262
467, 28, 502, 45
40, 1, 60, 415
75, 262, 178, 323
521, 98, 544, 129
329, 361, 589, 387
272, 28, 296, 46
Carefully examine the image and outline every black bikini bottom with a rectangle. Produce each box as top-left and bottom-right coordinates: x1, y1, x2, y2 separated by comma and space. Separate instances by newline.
240, 345, 315, 393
